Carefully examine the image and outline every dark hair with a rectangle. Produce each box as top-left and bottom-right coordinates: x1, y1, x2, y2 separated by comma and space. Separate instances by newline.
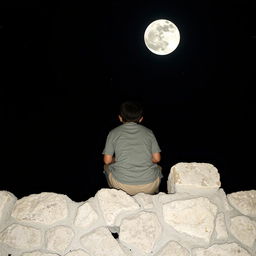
120, 101, 143, 122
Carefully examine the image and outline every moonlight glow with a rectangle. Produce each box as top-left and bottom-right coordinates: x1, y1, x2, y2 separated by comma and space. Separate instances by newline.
144, 19, 180, 55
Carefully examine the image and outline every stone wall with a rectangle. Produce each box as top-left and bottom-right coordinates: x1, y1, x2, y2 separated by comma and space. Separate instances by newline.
0, 162, 255, 256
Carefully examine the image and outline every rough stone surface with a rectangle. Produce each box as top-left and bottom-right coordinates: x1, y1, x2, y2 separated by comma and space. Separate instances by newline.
163, 197, 218, 243
74, 201, 98, 228
167, 162, 221, 194
96, 188, 140, 226
11, 192, 69, 225
192, 242, 251, 256
64, 249, 90, 256
80, 227, 126, 256
119, 211, 162, 254
134, 193, 154, 209
217, 188, 233, 211
0, 191, 15, 222
230, 216, 256, 248
45, 225, 74, 254
0, 223, 41, 250
227, 190, 256, 217
215, 212, 228, 241
22, 252, 59, 256
155, 241, 190, 256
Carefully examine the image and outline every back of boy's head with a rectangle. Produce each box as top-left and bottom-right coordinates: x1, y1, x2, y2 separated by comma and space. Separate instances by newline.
120, 101, 143, 123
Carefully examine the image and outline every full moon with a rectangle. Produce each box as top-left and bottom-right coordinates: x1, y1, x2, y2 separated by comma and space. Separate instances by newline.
144, 19, 180, 55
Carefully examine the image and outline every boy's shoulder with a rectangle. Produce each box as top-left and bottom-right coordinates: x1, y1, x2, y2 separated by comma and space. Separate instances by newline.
109, 123, 153, 134
107, 124, 124, 135
137, 123, 153, 133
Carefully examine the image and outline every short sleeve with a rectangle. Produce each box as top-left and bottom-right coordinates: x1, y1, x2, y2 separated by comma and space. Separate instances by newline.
102, 132, 115, 155
151, 132, 161, 153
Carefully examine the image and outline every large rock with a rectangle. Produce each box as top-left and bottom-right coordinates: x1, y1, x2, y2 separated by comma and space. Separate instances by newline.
11, 192, 69, 225
96, 188, 140, 226
119, 211, 162, 254
227, 190, 256, 217
167, 162, 221, 195
80, 227, 126, 256
0, 223, 41, 250
0, 191, 16, 232
163, 197, 218, 243
22, 252, 59, 256
45, 225, 74, 254
192, 242, 251, 256
215, 212, 228, 241
230, 216, 256, 248
154, 241, 190, 256
64, 250, 90, 256
74, 201, 98, 228
0, 191, 16, 223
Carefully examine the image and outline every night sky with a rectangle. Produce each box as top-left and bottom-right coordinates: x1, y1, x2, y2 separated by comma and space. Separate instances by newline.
1, 1, 255, 202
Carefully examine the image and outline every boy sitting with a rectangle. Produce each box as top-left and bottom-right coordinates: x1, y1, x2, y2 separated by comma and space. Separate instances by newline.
102, 101, 162, 195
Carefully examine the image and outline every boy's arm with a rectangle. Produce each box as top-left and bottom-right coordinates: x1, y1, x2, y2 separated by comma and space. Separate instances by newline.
103, 154, 115, 165
152, 152, 161, 163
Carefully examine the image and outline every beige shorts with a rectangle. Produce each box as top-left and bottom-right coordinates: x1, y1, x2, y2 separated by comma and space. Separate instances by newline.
104, 165, 161, 196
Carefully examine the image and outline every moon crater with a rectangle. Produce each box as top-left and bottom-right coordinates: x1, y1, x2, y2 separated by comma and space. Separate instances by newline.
144, 19, 180, 55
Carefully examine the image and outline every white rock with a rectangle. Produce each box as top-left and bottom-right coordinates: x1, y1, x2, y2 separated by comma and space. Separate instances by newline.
154, 241, 190, 256
163, 197, 218, 243
167, 162, 221, 195
216, 188, 232, 211
80, 227, 126, 256
134, 193, 154, 209
192, 242, 251, 256
0, 191, 16, 222
11, 192, 69, 225
215, 212, 228, 241
22, 251, 59, 256
45, 225, 74, 254
230, 215, 256, 248
64, 249, 90, 256
96, 188, 140, 226
74, 201, 98, 228
119, 211, 162, 254
0, 223, 41, 250
227, 190, 256, 217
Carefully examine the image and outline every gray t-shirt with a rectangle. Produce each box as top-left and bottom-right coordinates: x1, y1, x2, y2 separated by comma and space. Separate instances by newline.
102, 122, 162, 185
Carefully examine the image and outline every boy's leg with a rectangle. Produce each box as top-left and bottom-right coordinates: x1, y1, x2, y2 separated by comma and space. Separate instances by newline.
108, 176, 161, 196
103, 164, 162, 195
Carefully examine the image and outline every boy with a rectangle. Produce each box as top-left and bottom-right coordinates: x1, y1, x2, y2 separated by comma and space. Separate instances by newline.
102, 101, 162, 195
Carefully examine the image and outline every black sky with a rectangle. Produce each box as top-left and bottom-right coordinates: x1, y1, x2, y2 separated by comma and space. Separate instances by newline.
1, 1, 255, 202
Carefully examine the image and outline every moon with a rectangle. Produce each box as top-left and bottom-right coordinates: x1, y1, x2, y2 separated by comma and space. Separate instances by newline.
144, 19, 180, 55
